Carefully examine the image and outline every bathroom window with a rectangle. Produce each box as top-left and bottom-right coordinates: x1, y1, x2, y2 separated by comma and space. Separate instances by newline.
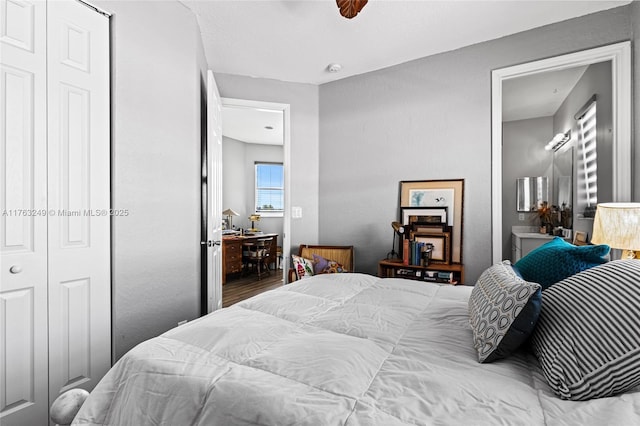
255, 162, 284, 216
576, 100, 597, 217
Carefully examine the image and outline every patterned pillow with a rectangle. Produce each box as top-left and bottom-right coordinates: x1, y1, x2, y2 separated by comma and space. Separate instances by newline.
312, 254, 348, 274
291, 255, 314, 280
468, 261, 542, 363
514, 237, 609, 289
531, 260, 640, 401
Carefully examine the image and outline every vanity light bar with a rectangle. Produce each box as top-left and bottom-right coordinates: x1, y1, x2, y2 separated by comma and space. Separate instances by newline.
545, 130, 572, 152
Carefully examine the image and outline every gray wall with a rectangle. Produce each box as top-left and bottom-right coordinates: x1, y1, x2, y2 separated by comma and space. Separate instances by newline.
319, 5, 634, 284
215, 74, 320, 258
96, 1, 204, 360
222, 138, 284, 244
553, 61, 613, 240
502, 116, 553, 256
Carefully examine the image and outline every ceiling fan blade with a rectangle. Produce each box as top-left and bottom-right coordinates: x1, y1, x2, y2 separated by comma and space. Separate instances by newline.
336, 0, 368, 19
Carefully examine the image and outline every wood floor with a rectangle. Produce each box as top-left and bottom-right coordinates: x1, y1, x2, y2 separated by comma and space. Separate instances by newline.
222, 270, 284, 307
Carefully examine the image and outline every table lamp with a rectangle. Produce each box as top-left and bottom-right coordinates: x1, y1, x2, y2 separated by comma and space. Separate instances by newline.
387, 221, 406, 259
248, 214, 261, 232
591, 202, 640, 259
222, 208, 239, 229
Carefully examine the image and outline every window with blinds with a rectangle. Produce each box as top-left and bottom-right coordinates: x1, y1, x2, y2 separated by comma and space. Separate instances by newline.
255, 162, 284, 216
576, 100, 597, 217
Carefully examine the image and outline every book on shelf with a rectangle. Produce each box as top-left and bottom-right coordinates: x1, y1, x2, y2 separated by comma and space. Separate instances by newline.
404, 240, 433, 267
394, 268, 457, 284
403, 239, 410, 266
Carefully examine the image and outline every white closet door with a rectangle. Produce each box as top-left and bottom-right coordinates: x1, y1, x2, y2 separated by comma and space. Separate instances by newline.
0, 0, 49, 424
46, 0, 111, 401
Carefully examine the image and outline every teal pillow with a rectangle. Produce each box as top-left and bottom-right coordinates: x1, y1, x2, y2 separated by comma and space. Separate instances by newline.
514, 237, 609, 290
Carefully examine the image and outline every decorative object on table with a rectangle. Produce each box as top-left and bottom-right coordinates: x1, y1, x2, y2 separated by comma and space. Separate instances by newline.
413, 233, 450, 264
537, 201, 558, 234
400, 179, 464, 263
248, 214, 261, 232
591, 202, 640, 259
222, 208, 239, 229
387, 221, 406, 260
572, 231, 588, 246
421, 243, 434, 266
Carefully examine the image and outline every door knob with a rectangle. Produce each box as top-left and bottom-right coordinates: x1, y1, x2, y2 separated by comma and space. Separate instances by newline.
9, 265, 22, 274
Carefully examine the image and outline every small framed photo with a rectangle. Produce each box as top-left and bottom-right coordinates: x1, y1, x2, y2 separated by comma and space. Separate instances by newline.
573, 231, 588, 246
401, 207, 447, 227
414, 232, 450, 264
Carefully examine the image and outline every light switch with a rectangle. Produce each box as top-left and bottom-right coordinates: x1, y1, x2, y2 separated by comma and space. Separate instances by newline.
292, 206, 303, 218
519, 213, 525, 221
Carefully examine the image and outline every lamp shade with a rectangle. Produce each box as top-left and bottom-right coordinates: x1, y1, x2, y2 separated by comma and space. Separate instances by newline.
222, 208, 239, 217
249, 214, 261, 222
591, 203, 640, 253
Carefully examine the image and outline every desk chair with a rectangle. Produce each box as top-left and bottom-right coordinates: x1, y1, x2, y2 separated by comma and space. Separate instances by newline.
243, 237, 273, 280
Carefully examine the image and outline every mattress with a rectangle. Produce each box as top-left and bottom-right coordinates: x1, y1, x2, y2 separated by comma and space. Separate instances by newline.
72, 273, 640, 425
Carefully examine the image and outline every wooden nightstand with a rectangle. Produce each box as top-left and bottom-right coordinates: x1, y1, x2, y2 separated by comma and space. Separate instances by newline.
378, 259, 465, 285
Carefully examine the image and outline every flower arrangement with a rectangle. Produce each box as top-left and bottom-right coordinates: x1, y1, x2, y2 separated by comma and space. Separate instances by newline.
537, 201, 553, 226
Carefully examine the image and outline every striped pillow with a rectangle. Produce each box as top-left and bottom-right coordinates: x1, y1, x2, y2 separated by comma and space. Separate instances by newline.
531, 260, 640, 400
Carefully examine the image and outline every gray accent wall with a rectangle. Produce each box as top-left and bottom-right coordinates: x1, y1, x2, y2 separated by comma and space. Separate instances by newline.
96, 1, 205, 360
319, 5, 634, 284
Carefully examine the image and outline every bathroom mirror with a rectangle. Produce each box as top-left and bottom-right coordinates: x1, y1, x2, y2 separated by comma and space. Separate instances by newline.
516, 177, 548, 212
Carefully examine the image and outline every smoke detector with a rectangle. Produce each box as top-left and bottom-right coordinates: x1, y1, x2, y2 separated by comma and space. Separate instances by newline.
327, 63, 342, 73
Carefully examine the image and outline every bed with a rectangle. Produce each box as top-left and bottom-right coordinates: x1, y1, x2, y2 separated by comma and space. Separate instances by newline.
69, 269, 640, 425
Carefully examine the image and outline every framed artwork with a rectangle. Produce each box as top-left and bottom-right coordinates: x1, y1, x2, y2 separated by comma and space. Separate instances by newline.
401, 207, 447, 227
400, 179, 464, 263
414, 232, 451, 264
411, 222, 449, 235
573, 231, 588, 246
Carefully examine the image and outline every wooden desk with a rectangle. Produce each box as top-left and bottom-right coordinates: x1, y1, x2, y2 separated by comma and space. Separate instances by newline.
222, 233, 278, 284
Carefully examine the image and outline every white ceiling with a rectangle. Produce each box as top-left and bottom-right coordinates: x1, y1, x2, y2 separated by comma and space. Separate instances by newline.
182, 0, 630, 85
502, 65, 589, 122
222, 106, 284, 145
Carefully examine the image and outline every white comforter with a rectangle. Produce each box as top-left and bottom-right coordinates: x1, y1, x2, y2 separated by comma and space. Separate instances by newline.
73, 273, 640, 425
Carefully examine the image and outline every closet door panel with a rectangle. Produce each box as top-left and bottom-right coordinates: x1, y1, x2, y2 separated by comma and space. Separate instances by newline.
47, 0, 111, 399
0, 1, 48, 424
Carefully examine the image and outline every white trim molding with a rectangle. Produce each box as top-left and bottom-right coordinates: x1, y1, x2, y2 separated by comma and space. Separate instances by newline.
491, 41, 632, 264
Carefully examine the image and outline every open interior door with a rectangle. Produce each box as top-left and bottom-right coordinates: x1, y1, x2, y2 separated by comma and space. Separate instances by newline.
205, 70, 223, 313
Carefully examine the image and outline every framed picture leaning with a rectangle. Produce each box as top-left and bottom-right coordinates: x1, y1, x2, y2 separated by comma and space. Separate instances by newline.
400, 179, 464, 263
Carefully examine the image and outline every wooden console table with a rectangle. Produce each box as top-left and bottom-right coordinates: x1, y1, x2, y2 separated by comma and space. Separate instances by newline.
378, 259, 465, 285
223, 233, 278, 284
